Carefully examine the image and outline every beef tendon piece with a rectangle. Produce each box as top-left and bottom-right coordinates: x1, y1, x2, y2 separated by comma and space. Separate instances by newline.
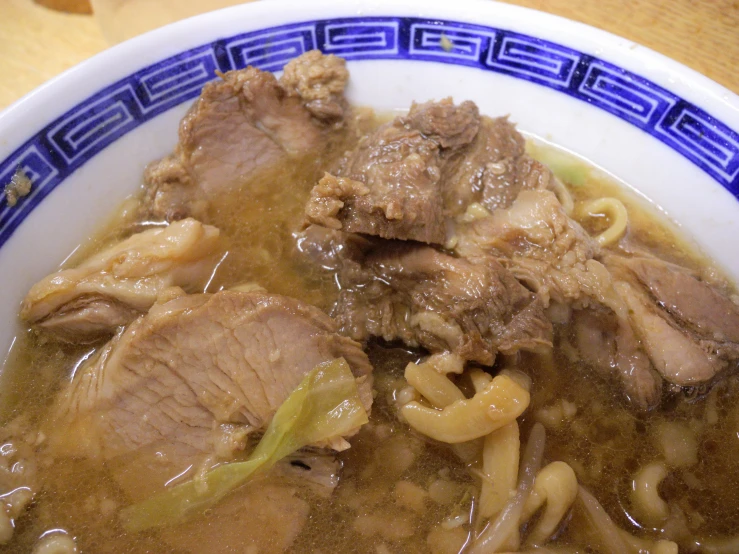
21, 218, 221, 342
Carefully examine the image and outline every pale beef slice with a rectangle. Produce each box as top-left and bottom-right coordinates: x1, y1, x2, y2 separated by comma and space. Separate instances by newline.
20, 218, 221, 342
142, 51, 349, 221
48, 290, 373, 460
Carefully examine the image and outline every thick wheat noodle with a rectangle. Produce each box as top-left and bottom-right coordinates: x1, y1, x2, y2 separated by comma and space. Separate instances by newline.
401, 375, 529, 443
580, 197, 628, 246
550, 177, 574, 215
521, 461, 578, 545
469, 368, 494, 393
630, 462, 670, 526
404, 360, 464, 409
478, 421, 520, 521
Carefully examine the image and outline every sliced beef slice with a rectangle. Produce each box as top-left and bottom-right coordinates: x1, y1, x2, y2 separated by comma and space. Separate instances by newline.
143, 50, 349, 221
161, 482, 310, 554
334, 242, 552, 365
623, 257, 739, 347
21, 218, 221, 342
48, 290, 373, 460
159, 451, 340, 553
614, 280, 725, 387
607, 256, 739, 387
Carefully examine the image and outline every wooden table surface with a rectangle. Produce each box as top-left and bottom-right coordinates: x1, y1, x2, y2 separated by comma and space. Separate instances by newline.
1, 0, 738, 111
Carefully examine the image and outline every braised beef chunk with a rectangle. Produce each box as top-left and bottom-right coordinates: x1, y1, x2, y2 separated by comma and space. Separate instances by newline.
334, 242, 552, 365
304, 173, 371, 231
49, 290, 373, 460
294, 224, 373, 271
304, 97, 556, 244
143, 50, 349, 221
306, 99, 483, 244
442, 116, 554, 215
404, 98, 480, 149
280, 50, 350, 122
324, 120, 448, 243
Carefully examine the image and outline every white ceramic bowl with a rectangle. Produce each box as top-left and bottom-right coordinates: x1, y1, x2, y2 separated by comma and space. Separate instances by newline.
1, 0, 738, 360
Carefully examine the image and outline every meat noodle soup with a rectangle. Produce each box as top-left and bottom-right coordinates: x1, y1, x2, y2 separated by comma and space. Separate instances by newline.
1, 51, 739, 553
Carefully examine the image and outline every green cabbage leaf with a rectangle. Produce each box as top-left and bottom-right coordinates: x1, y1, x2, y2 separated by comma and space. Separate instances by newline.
120, 358, 368, 532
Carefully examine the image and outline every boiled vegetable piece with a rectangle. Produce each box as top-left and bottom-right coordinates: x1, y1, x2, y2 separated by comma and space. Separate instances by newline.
120, 358, 368, 532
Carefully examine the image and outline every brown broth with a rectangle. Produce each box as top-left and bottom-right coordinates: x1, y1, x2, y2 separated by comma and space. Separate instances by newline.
0, 117, 738, 553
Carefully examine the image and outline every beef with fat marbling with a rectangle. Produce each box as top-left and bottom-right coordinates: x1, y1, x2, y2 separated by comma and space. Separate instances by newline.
608, 256, 739, 387
572, 308, 662, 409
454, 188, 667, 407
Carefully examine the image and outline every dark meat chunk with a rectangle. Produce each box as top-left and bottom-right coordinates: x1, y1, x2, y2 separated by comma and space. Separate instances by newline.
404, 98, 480, 149
442, 116, 554, 215
334, 243, 552, 365
305, 99, 482, 244
304, 173, 370, 231
48, 290, 373, 460
304, 98, 557, 245
143, 50, 349, 220
294, 224, 373, 271
327, 123, 447, 243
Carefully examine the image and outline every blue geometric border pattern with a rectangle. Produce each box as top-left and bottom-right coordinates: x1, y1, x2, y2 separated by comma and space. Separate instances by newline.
1, 16, 738, 249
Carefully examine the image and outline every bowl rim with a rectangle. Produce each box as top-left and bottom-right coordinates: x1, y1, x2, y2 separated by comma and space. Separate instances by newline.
0, 0, 737, 250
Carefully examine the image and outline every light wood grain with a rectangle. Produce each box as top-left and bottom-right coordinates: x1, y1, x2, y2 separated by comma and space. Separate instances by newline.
0, 0, 105, 109
0, 0, 737, 111
500, 0, 739, 95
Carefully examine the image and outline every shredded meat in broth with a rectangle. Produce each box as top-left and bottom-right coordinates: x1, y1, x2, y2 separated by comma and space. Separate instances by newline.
2, 51, 739, 553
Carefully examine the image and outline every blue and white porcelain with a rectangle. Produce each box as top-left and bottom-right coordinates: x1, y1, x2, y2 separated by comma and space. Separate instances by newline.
1, 0, 738, 358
